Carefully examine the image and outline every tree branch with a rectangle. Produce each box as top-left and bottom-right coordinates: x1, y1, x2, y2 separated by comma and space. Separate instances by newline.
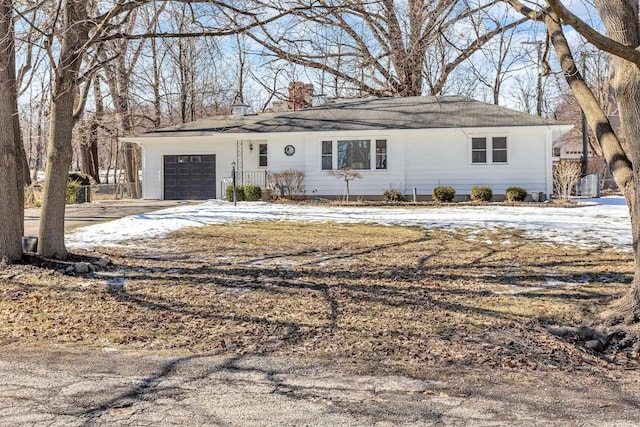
546, 0, 640, 67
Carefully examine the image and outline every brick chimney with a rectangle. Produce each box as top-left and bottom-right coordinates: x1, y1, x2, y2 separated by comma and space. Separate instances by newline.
288, 82, 314, 110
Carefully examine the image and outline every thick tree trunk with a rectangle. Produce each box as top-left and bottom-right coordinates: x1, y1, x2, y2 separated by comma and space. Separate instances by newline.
594, 0, 640, 322
38, 0, 89, 259
39, 88, 77, 258
543, 4, 640, 322
0, 0, 23, 263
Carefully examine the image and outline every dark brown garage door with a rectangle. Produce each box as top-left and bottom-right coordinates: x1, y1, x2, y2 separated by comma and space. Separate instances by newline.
164, 155, 216, 200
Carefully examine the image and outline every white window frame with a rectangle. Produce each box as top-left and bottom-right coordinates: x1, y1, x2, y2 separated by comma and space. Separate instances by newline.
320, 138, 389, 171
469, 135, 509, 165
471, 137, 488, 164
258, 143, 268, 168
321, 140, 333, 170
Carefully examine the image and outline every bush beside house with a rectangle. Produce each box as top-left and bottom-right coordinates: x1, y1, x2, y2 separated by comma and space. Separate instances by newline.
225, 184, 263, 201
505, 186, 527, 202
244, 185, 262, 201
470, 186, 493, 202
225, 185, 245, 201
432, 186, 456, 202
383, 189, 407, 202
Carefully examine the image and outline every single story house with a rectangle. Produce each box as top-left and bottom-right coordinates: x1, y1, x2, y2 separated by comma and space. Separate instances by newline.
121, 96, 571, 201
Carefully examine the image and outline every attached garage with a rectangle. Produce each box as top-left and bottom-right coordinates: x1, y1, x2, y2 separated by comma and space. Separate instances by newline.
163, 154, 216, 200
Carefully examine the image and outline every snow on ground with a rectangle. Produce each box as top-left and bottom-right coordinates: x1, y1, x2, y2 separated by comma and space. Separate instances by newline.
66, 196, 632, 251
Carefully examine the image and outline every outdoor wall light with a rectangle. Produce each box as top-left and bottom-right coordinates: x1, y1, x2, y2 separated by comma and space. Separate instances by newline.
249, 142, 254, 151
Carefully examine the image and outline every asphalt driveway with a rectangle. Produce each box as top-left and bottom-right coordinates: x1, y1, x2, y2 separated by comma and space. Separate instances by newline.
23, 200, 196, 237
2, 347, 637, 426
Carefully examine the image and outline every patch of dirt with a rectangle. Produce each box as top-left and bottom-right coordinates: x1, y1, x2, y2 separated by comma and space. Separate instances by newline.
1, 223, 638, 390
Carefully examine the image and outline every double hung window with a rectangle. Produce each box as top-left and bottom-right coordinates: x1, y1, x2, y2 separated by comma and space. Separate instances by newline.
471, 137, 507, 164
376, 140, 387, 169
259, 143, 268, 167
322, 141, 332, 170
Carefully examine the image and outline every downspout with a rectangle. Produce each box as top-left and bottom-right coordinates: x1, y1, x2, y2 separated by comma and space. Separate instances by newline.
545, 129, 553, 198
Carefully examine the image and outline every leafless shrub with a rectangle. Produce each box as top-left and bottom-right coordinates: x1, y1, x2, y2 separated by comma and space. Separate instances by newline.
328, 168, 362, 202
553, 161, 582, 200
268, 169, 305, 199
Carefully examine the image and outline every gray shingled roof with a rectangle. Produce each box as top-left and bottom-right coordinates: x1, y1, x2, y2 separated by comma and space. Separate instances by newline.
133, 96, 563, 138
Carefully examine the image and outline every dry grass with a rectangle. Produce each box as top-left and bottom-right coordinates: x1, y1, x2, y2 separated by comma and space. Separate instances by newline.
0, 222, 637, 382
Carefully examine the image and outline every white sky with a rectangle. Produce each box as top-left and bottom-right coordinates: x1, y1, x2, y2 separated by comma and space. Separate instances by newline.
66, 197, 632, 251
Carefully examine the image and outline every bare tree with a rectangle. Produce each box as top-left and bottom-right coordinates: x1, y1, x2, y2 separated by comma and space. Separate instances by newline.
30, 78, 50, 183
553, 161, 581, 200
466, 7, 530, 105
37, 0, 92, 258
78, 76, 103, 183
248, 0, 529, 97
507, 0, 640, 324
26, 0, 287, 258
328, 168, 362, 202
0, 0, 29, 262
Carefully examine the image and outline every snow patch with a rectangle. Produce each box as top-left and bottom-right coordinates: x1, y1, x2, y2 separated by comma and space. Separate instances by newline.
66, 198, 632, 251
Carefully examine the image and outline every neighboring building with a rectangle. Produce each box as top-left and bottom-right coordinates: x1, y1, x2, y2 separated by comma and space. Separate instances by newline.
553, 95, 618, 190
121, 96, 571, 201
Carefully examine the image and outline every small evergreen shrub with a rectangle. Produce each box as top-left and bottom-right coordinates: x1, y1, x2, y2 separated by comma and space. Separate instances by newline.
432, 186, 456, 202
67, 172, 91, 203
383, 189, 407, 202
470, 186, 493, 202
66, 181, 82, 204
225, 185, 245, 201
68, 172, 90, 186
505, 186, 527, 202
244, 184, 262, 201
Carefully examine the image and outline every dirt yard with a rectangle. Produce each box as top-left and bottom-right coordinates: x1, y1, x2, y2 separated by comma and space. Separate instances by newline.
1, 222, 639, 422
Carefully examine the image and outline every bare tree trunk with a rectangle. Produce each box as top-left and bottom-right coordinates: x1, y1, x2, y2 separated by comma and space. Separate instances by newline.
38, 0, 89, 258
537, 2, 639, 322
151, 36, 161, 127
31, 88, 46, 183
80, 76, 101, 183
592, 0, 640, 321
178, 39, 189, 123
80, 122, 100, 183
102, 34, 141, 198
0, 0, 24, 262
